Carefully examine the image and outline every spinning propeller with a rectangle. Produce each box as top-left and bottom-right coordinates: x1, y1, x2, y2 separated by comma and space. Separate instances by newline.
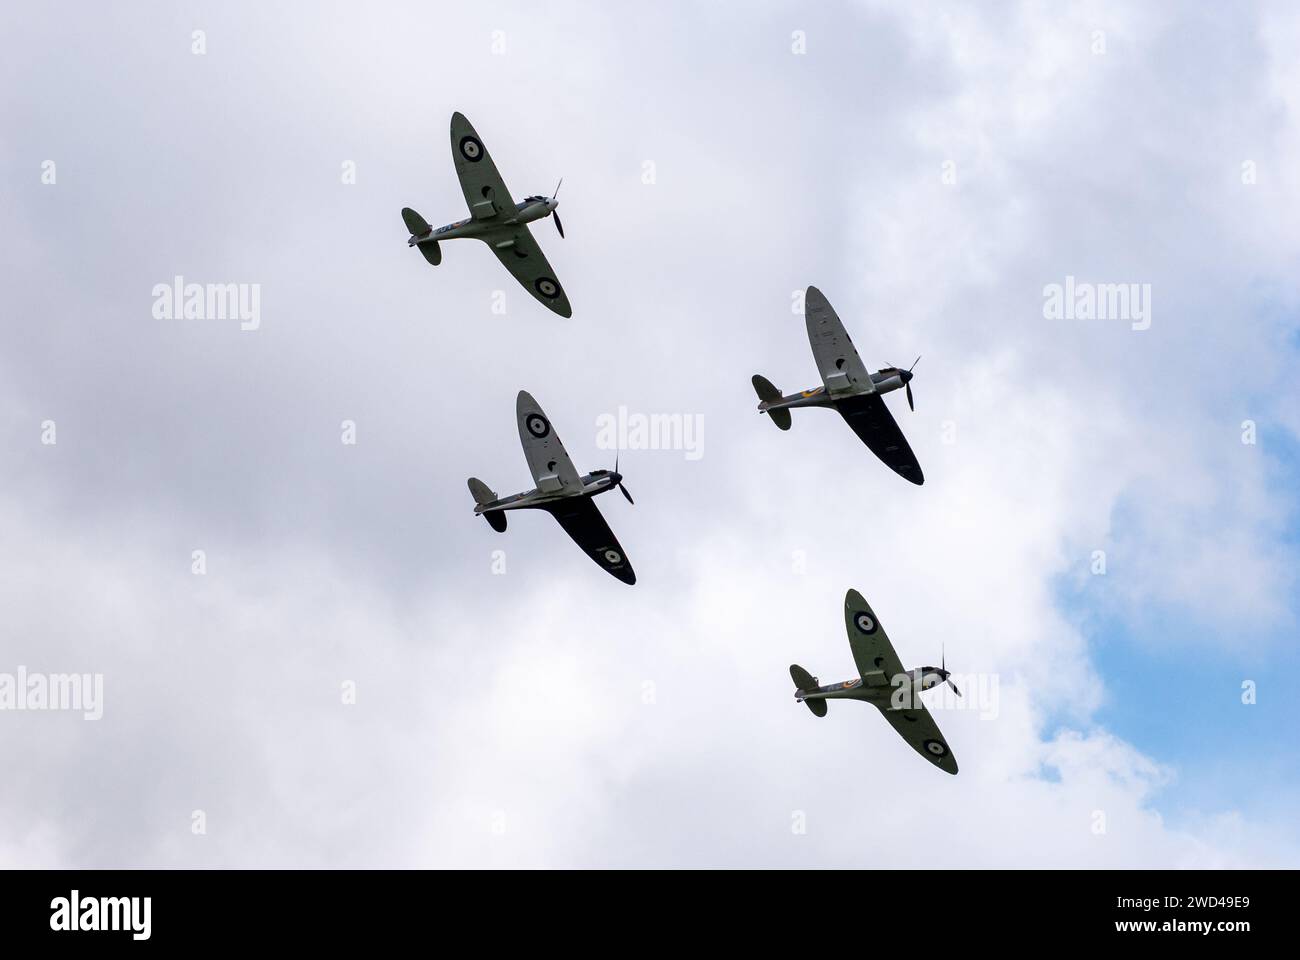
551, 177, 565, 239
939, 645, 961, 697
613, 451, 633, 505
894, 356, 921, 411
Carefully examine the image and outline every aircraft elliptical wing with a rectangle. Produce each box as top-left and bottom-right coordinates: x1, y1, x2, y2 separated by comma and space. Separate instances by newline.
843, 589, 907, 686
836, 395, 924, 485
546, 497, 636, 585
877, 700, 957, 774
805, 286, 874, 395
450, 112, 519, 221
516, 391, 583, 495
490, 224, 573, 318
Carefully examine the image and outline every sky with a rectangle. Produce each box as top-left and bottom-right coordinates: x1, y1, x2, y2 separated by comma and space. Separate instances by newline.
1, 0, 1298, 867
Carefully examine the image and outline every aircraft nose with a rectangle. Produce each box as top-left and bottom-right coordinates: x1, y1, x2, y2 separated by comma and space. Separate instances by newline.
548, 198, 558, 211
901, 369, 914, 384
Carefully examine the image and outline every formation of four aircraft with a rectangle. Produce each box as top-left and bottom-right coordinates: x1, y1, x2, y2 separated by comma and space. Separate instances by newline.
402, 113, 959, 773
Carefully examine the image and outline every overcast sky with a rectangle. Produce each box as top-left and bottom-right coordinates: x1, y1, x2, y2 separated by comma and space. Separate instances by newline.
2, 0, 1298, 867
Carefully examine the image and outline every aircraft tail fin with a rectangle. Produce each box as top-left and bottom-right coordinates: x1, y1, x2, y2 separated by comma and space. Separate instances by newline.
790, 664, 827, 717
752, 375, 792, 431
468, 478, 507, 532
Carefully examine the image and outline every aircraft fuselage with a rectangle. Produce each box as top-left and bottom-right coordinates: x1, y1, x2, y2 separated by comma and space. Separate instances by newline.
414, 198, 557, 246
763, 368, 911, 412
794, 666, 947, 707
475, 469, 623, 515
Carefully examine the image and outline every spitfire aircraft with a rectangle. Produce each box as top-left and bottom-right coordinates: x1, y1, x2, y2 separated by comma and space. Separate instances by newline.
790, 589, 959, 774
752, 286, 924, 484
401, 112, 572, 318
468, 391, 636, 584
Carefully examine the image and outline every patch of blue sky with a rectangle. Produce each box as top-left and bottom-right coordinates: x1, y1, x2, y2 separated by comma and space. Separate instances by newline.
1051, 413, 1300, 822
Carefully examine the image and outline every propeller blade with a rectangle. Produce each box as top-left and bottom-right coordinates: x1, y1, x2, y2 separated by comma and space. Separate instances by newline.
905, 381, 914, 411
909, 355, 921, 372
619, 483, 634, 505
553, 177, 563, 199
940, 646, 959, 695
553, 210, 564, 239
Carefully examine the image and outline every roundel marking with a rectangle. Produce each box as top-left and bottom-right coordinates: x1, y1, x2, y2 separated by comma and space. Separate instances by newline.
854, 611, 877, 635
923, 739, 948, 757
525, 414, 550, 438
841, 679, 860, 690
459, 136, 484, 162
603, 549, 622, 565
534, 277, 560, 299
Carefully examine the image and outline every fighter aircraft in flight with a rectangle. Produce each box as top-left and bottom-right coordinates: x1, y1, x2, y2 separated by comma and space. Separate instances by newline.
752, 286, 924, 484
789, 589, 959, 774
401, 112, 572, 318
468, 391, 636, 584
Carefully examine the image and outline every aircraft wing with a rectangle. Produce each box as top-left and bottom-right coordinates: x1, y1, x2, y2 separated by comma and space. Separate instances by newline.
450, 112, 518, 222
488, 224, 573, 318
875, 699, 959, 774
843, 588, 907, 686
546, 497, 636, 584
835, 393, 924, 485
516, 391, 583, 495
805, 286, 873, 395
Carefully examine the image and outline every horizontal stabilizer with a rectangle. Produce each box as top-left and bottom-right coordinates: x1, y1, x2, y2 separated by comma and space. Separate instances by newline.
468, 477, 496, 505
791, 663, 829, 718
418, 239, 442, 266
753, 374, 791, 431
790, 664, 818, 691
468, 477, 506, 531
402, 207, 431, 237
